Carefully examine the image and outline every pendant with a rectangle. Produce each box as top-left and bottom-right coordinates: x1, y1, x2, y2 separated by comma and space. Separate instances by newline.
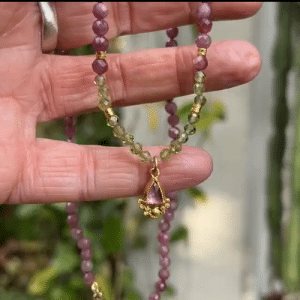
138, 157, 170, 219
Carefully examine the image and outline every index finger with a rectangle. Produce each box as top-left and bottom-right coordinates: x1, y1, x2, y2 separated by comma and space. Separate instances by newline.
55, 2, 263, 50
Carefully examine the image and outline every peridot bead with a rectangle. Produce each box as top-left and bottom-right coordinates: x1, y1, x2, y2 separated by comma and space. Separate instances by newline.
98, 97, 111, 110
95, 75, 106, 86
139, 151, 152, 163
160, 148, 172, 161
98, 85, 110, 98
113, 125, 125, 138
194, 94, 206, 106
195, 71, 206, 83
107, 115, 119, 127
122, 133, 134, 145
130, 142, 143, 155
184, 123, 196, 135
188, 112, 199, 124
177, 132, 189, 144
170, 140, 182, 154
193, 82, 205, 95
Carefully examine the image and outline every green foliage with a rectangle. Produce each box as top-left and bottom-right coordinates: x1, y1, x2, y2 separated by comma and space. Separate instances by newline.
170, 225, 188, 243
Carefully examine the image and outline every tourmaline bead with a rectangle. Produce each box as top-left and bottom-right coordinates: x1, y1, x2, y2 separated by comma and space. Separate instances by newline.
168, 114, 179, 127
71, 228, 83, 240
159, 268, 170, 281
92, 36, 109, 52
184, 123, 196, 135
81, 248, 93, 260
67, 215, 79, 228
92, 19, 109, 36
159, 256, 171, 268
160, 148, 172, 161
65, 126, 76, 140
159, 220, 171, 232
166, 27, 178, 39
78, 238, 91, 250
66, 202, 78, 214
93, 2, 108, 20
168, 127, 180, 139
177, 132, 189, 144
188, 112, 200, 124
92, 59, 108, 75
130, 142, 143, 155
169, 140, 182, 154
197, 18, 212, 34
113, 125, 125, 138
196, 2, 212, 19
193, 55, 208, 71
139, 150, 152, 163
166, 191, 177, 199
155, 279, 167, 292
165, 101, 177, 114
84, 272, 95, 285
158, 232, 170, 245
149, 293, 160, 300
170, 200, 179, 211
81, 260, 93, 272
166, 40, 178, 47
159, 245, 169, 256
164, 210, 174, 222
195, 34, 211, 49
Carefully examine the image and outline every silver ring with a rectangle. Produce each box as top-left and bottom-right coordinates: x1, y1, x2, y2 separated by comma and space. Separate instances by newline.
38, 2, 58, 53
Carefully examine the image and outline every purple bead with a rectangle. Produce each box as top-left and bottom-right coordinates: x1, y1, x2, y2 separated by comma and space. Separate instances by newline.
92, 59, 108, 75
84, 272, 95, 285
93, 3, 108, 20
195, 34, 211, 49
66, 202, 78, 214
65, 125, 76, 140
159, 220, 171, 232
168, 114, 179, 127
170, 200, 179, 211
159, 268, 170, 281
81, 260, 93, 272
92, 36, 109, 52
65, 116, 75, 127
81, 248, 93, 260
196, 2, 212, 19
166, 27, 178, 39
165, 39, 178, 47
158, 232, 170, 245
165, 101, 177, 114
78, 238, 91, 250
92, 19, 109, 36
155, 279, 167, 292
149, 293, 160, 300
166, 191, 177, 200
164, 210, 174, 222
71, 228, 83, 240
67, 214, 79, 228
159, 245, 169, 257
193, 55, 208, 71
168, 127, 180, 139
197, 18, 212, 34
159, 256, 171, 268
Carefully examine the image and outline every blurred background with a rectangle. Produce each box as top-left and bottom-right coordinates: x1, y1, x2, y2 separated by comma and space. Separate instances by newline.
1, 2, 299, 300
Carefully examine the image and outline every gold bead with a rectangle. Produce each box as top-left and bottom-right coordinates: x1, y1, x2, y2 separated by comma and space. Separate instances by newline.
96, 51, 107, 60
130, 142, 143, 155
184, 123, 196, 135
194, 95, 206, 106
160, 148, 173, 161
139, 150, 152, 163
193, 82, 205, 95
197, 48, 207, 56
195, 71, 206, 83
104, 108, 115, 118
169, 140, 182, 154
98, 98, 111, 110
191, 103, 202, 114
113, 125, 125, 138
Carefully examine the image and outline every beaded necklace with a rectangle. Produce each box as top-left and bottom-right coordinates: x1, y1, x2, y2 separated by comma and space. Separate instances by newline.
65, 2, 212, 299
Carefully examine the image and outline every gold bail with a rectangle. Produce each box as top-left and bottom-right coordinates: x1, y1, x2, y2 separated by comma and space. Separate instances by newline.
150, 156, 160, 178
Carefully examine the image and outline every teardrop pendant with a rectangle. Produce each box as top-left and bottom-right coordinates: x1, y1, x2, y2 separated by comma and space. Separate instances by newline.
138, 157, 170, 219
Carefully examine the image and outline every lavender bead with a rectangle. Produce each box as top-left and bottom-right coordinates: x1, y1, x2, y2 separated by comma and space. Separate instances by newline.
92, 19, 109, 36
166, 191, 177, 199
195, 34, 211, 49
67, 214, 79, 228
81, 260, 93, 272
159, 256, 171, 268
158, 232, 170, 245
149, 293, 160, 300
168, 127, 180, 139
92, 59, 108, 75
159, 245, 169, 257
159, 220, 170, 232
164, 210, 174, 222
159, 268, 170, 281
92, 36, 109, 52
84, 272, 95, 285
66, 202, 78, 214
196, 2, 212, 19
71, 228, 83, 240
155, 279, 167, 292
170, 200, 179, 211
197, 18, 212, 34
165, 101, 177, 114
166, 27, 178, 39
81, 248, 93, 260
168, 114, 179, 127
165, 39, 178, 47
93, 2, 108, 20
78, 238, 91, 250
193, 55, 208, 71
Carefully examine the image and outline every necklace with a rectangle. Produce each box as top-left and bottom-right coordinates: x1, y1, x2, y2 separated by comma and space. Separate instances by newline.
65, 2, 212, 299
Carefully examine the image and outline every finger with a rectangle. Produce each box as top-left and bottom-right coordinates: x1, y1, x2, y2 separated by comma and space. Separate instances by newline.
55, 2, 263, 50
7, 139, 213, 204
38, 40, 261, 122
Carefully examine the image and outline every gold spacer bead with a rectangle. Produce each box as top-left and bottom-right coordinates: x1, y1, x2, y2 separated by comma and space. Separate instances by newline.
191, 103, 202, 114
104, 107, 115, 118
96, 51, 107, 60
197, 48, 207, 56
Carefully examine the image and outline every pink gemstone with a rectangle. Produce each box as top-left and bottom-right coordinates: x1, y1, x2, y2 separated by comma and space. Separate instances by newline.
66, 202, 78, 214
67, 214, 79, 228
165, 101, 177, 114
158, 245, 169, 256
170, 200, 179, 211
166, 191, 177, 199
92, 59, 108, 75
195, 34, 211, 49
92, 19, 109, 36
196, 3, 212, 19
81, 260, 93, 272
193, 55, 208, 71
84, 272, 95, 285
147, 183, 162, 204
168, 127, 180, 139
164, 210, 174, 222
155, 279, 167, 292
168, 115, 179, 127
92, 36, 109, 52
149, 293, 160, 300
71, 228, 83, 240
166, 27, 178, 39
81, 248, 93, 260
159, 220, 170, 232
197, 18, 212, 34
165, 39, 178, 47
158, 232, 170, 245
93, 3, 108, 20
78, 238, 91, 250
159, 256, 171, 268
159, 268, 170, 281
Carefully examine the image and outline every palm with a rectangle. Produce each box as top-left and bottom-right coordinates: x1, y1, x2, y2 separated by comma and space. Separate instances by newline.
0, 2, 262, 205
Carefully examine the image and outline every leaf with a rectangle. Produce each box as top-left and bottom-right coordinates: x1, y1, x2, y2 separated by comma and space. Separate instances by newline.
162, 284, 176, 297
170, 225, 188, 243
15, 204, 41, 218
0, 287, 45, 300
101, 216, 124, 254
95, 273, 115, 300
131, 234, 148, 250
188, 186, 207, 203
50, 286, 78, 300
124, 289, 143, 300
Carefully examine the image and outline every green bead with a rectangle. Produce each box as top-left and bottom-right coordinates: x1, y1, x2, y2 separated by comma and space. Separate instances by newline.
195, 71, 206, 83
193, 83, 205, 95
184, 123, 196, 135
98, 85, 110, 98
122, 133, 134, 145
95, 75, 106, 86
194, 95, 206, 106
130, 142, 143, 155
170, 140, 182, 154
177, 132, 189, 144
113, 125, 125, 138
98, 97, 111, 110
107, 115, 119, 127
160, 148, 172, 161
139, 151, 152, 163
188, 113, 199, 124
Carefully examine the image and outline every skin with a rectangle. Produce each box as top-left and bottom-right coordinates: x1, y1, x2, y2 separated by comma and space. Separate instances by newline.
0, 2, 262, 205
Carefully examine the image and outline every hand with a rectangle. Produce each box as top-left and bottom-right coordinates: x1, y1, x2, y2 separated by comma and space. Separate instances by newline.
0, 2, 262, 205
